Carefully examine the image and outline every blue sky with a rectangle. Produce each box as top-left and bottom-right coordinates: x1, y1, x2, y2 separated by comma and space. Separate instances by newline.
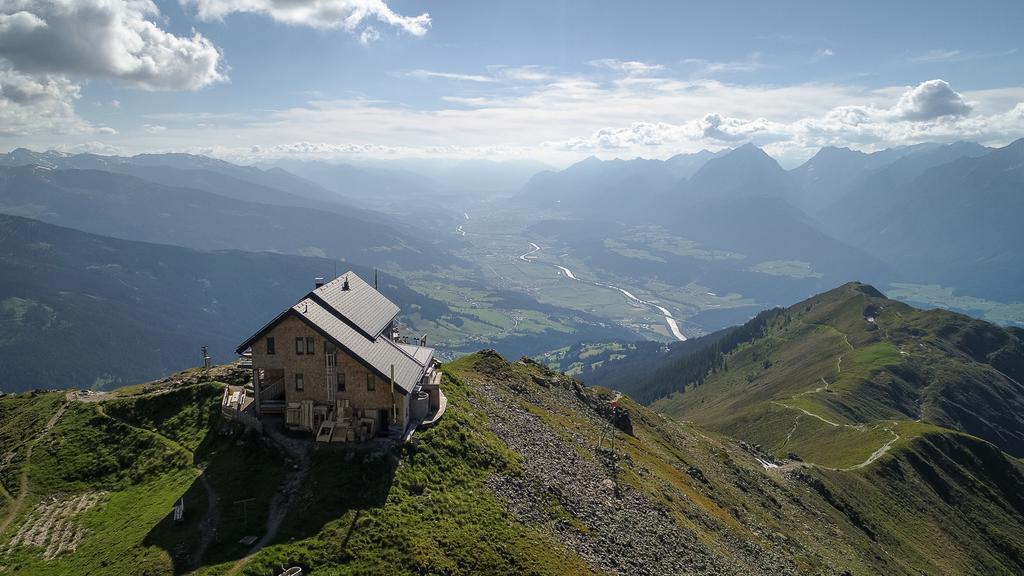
2, 1, 1023, 166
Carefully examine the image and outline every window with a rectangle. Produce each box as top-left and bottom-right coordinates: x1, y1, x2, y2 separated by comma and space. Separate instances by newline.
266, 337, 275, 355
295, 373, 304, 391
295, 337, 304, 355
336, 372, 346, 392
305, 336, 315, 354
366, 373, 375, 391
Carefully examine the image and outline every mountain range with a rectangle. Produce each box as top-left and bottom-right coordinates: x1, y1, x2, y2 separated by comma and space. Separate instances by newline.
512, 138, 1024, 313
576, 283, 1024, 459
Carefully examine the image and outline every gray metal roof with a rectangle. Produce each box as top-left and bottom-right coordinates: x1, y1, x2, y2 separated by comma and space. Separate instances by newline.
293, 298, 425, 394
310, 271, 399, 338
397, 343, 435, 366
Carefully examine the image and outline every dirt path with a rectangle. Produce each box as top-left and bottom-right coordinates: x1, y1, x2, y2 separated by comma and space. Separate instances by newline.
93, 403, 195, 457
841, 425, 899, 471
767, 332, 899, 472
837, 333, 851, 373
224, 429, 311, 576
0, 394, 70, 537
772, 401, 841, 427
190, 473, 221, 570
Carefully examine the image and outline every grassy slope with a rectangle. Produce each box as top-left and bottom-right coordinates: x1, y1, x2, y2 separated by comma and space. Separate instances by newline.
437, 353, 1024, 576
207, 362, 592, 576
1, 353, 1023, 575
0, 394, 199, 575
653, 283, 1024, 467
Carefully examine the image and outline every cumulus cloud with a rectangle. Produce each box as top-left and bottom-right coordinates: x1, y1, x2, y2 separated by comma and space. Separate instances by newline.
700, 113, 744, 141
0, 67, 89, 136
0, 0, 224, 91
0, 0, 225, 138
184, 0, 430, 36
891, 79, 972, 121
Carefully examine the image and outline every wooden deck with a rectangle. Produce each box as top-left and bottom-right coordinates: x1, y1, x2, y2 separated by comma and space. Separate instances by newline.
221, 386, 262, 432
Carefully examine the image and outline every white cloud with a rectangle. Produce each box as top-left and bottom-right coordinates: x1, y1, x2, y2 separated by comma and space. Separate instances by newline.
0, 10, 47, 34
682, 53, 764, 75
907, 48, 1018, 64
0, 66, 92, 136
700, 113, 744, 142
588, 59, 665, 76
908, 49, 963, 63
891, 79, 971, 121
56, 140, 123, 155
0, 0, 224, 91
184, 0, 430, 36
0, 0, 225, 139
405, 69, 497, 83
488, 65, 552, 82
405, 65, 555, 84
359, 26, 380, 45
812, 48, 835, 62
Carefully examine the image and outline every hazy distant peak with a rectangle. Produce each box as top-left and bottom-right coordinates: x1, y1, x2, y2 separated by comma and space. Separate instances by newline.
711, 142, 781, 167
813, 146, 864, 158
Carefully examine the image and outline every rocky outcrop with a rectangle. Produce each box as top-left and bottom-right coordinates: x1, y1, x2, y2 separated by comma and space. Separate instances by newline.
472, 357, 797, 576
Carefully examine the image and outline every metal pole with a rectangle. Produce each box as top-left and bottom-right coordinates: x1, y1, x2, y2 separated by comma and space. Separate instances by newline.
390, 364, 396, 423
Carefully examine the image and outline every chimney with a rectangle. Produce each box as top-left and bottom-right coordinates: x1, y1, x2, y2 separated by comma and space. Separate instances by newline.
314, 277, 325, 288
342, 276, 350, 291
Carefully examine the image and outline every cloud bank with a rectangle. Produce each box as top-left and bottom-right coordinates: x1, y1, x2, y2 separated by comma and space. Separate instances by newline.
98, 74, 1023, 168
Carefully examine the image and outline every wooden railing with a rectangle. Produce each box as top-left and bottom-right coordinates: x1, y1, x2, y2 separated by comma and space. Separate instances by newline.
261, 377, 285, 401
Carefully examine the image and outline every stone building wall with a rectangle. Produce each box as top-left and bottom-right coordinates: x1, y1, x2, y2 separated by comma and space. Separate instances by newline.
252, 314, 411, 428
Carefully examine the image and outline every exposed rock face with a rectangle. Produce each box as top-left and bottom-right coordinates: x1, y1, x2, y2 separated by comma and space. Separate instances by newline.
521, 356, 634, 435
